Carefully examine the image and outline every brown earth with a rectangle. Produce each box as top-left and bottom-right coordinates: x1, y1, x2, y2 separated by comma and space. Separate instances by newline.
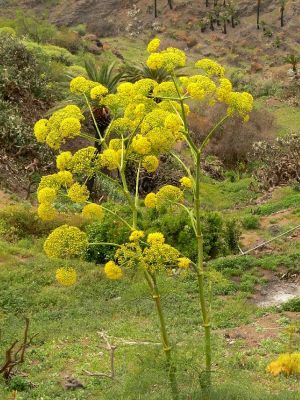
224, 312, 300, 348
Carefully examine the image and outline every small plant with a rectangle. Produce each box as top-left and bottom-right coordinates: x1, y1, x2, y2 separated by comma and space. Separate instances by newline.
242, 214, 260, 230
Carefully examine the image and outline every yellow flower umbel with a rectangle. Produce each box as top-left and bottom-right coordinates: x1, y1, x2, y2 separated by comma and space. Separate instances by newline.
267, 353, 300, 377
227, 92, 254, 121
56, 267, 77, 286
178, 257, 191, 269
90, 84, 109, 100
142, 155, 159, 173
82, 203, 104, 221
129, 230, 145, 242
144, 192, 157, 208
156, 185, 184, 208
99, 149, 121, 170
70, 76, 98, 95
59, 117, 81, 138
37, 203, 57, 221
180, 176, 193, 189
131, 135, 152, 155
104, 261, 123, 280
34, 119, 49, 142
56, 151, 73, 171
37, 187, 57, 204
147, 47, 186, 72
67, 183, 89, 203
147, 232, 165, 246
44, 225, 88, 259
147, 38, 160, 53
195, 59, 225, 77
70, 147, 97, 176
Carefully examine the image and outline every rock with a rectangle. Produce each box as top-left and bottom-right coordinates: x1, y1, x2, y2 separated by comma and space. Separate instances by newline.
251, 62, 263, 73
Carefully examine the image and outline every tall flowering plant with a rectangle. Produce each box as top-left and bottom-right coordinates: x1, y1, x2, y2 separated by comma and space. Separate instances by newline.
34, 38, 253, 398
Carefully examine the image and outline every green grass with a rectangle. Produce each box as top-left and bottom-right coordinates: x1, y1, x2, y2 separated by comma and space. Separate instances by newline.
0, 239, 299, 399
254, 187, 300, 215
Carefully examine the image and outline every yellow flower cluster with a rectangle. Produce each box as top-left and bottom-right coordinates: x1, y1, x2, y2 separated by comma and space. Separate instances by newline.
99, 148, 121, 170
180, 176, 193, 189
90, 84, 109, 100
70, 76, 98, 95
37, 203, 57, 221
70, 147, 97, 176
187, 75, 216, 101
142, 155, 159, 173
147, 47, 186, 72
56, 267, 77, 286
147, 232, 165, 245
267, 354, 300, 377
227, 92, 254, 121
147, 38, 160, 53
110, 118, 135, 135
195, 59, 225, 77
82, 203, 104, 221
216, 78, 232, 103
156, 185, 184, 208
34, 105, 84, 150
67, 183, 89, 203
37, 187, 57, 221
178, 257, 191, 269
132, 135, 152, 155
104, 261, 123, 280
153, 81, 179, 98
129, 230, 145, 241
144, 192, 157, 208
44, 225, 88, 259
56, 151, 72, 171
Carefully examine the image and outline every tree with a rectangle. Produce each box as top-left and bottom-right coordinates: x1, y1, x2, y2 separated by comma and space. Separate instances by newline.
227, 2, 238, 28
154, 0, 158, 17
285, 54, 299, 78
220, 11, 229, 33
279, 0, 287, 27
167, 0, 173, 9
257, 0, 261, 29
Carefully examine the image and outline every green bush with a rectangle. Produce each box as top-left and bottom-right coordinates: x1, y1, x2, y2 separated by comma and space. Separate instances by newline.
281, 297, 300, 312
84, 206, 241, 264
242, 214, 260, 230
0, 26, 16, 36
85, 203, 132, 263
15, 11, 57, 44
25, 41, 75, 65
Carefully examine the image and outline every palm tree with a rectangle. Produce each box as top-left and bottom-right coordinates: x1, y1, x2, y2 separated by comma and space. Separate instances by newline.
121, 62, 175, 83
208, 11, 215, 30
285, 54, 299, 78
257, 0, 261, 29
84, 58, 124, 93
279, 0, 287, 27
227, 2, 238, 28
220, 11, 229, 33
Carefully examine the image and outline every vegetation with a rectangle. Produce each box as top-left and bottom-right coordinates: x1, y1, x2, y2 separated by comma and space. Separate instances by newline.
0, 2, 299, 400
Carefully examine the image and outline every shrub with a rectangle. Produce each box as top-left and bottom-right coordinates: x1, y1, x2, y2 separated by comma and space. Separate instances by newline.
15, 11, 57, 43
281, 297, 300, 312
24, 41, 75, 65
242, 215, 260, 230
250, 133, 300, 189
189, 104, 274, 167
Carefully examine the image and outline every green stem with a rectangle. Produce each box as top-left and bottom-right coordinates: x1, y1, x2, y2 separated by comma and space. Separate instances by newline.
119, 169, 137, 229
144, 271, 179, 400
195, 151, 211, 390
100, 204, 133, 230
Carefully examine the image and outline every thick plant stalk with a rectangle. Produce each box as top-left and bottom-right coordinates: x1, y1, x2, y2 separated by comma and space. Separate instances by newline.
144, 271, 179, 400
194, 152, 212, 390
